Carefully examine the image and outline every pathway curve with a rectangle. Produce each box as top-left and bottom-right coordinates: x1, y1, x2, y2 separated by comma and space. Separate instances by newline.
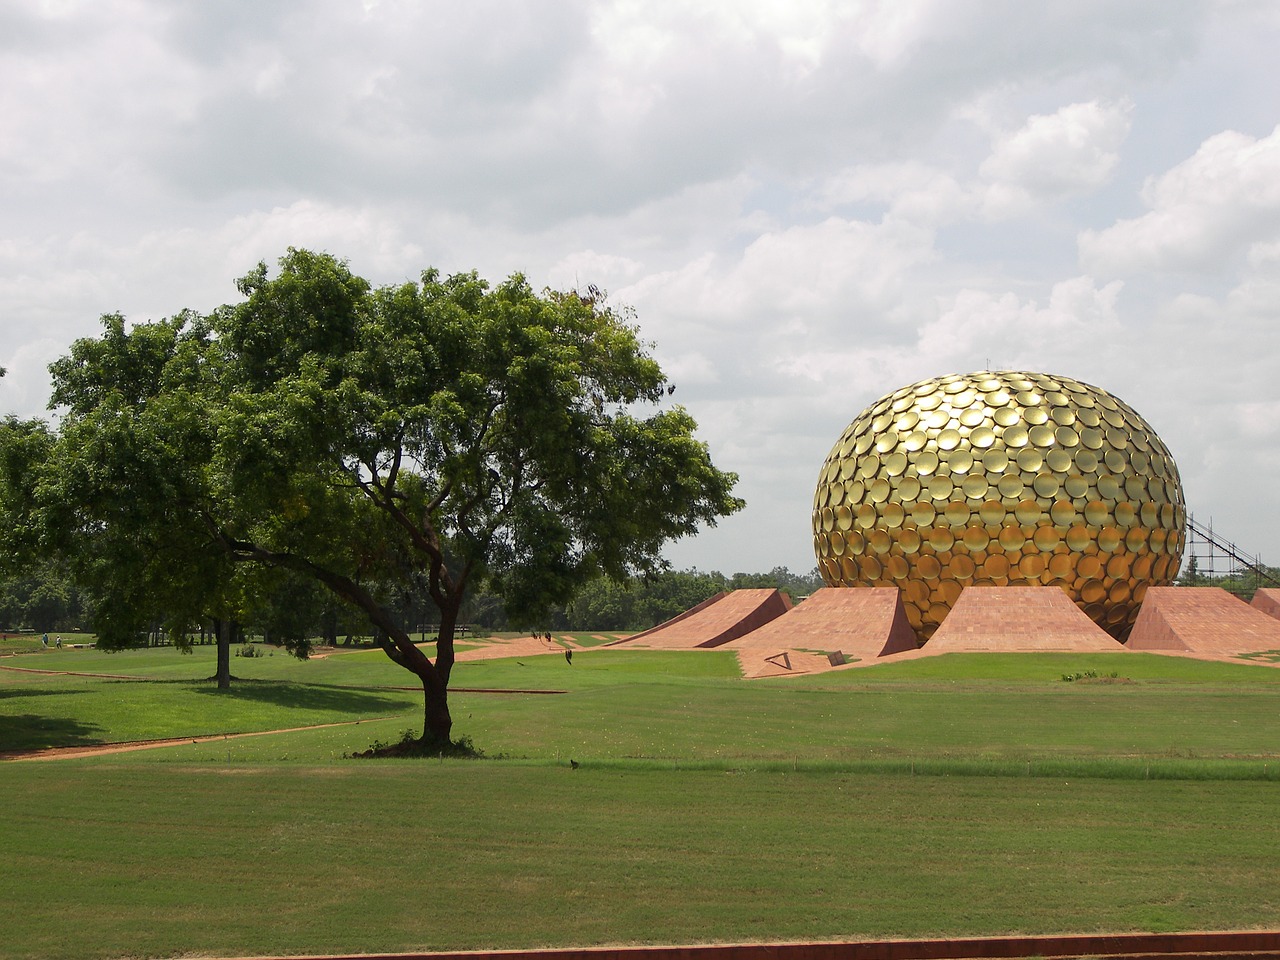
0, 717, 397, 763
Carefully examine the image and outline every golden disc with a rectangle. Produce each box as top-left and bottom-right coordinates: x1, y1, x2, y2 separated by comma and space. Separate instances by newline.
1029, 424, 1056, 447
997, 474, 1024, 498
1050, 500, 1078, 526
999, 525, 1026, 551
970, 426, 997, 448
1015, 499, 1042, 524
881, 502, 906, 528
1004, 425, 1030, 448
1033, 525, 1063, 551
971, 502, 1001, 527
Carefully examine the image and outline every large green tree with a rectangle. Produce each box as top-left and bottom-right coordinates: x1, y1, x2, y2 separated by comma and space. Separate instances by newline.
36, 250, 742, 746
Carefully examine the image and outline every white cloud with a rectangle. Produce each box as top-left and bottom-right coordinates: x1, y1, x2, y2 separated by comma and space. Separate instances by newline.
773, 275, 1126, 394
546, 250, 646, 294
979, 99, 1133, 215
922, 275, 1125, 365
0, 338, 63, 419
982, 100, 1132, 192
3, 0, 1280, 576
1080, 124, 1280, 275
810, 162, 972, 226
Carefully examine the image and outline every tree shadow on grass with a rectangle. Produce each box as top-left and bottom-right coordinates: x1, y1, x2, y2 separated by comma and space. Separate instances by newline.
0, 713, 103, 751
0, 687, 94, 701
186, 679, 411, 714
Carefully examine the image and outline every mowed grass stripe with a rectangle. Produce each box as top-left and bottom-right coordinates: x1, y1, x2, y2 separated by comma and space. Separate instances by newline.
2, 763, 1278, 960
5, 648, 1280, 764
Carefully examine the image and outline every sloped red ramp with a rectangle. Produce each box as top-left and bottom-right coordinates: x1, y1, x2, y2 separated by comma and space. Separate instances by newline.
1128, 586, 1280, 655
617, 592, 727, 644
924, 586, 1123, 653
1252, 587, 1280, 621
610, 589, 792, 649
724, 587, 919, 677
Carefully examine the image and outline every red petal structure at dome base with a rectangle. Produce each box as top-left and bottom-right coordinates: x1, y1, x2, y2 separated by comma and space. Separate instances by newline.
607, 589, 791, 649
922, 586, 1122, 653
1127, 587, 1280, 656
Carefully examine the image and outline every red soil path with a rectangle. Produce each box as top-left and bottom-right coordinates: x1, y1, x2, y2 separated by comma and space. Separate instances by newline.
0, 717, 396, 763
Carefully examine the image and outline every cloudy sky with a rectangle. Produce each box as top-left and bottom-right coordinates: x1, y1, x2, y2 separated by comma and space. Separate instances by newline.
2, 1, 1278, 577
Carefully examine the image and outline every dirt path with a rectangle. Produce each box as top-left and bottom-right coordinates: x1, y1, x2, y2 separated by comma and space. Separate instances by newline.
0, 663, 165, 680
0, 717, 399, 763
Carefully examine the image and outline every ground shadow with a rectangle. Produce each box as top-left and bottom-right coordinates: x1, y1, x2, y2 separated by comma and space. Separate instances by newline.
0, 713, 104, 752
186, 679, 410, 714
0, 686, 94, 701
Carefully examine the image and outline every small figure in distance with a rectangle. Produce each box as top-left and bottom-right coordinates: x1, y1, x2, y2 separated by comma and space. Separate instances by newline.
564, 649, 573, 665
55, 637, 62, 648
41, 633, 48, 647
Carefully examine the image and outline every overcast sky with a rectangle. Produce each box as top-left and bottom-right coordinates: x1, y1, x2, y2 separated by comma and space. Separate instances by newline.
2, 1, 1278, 577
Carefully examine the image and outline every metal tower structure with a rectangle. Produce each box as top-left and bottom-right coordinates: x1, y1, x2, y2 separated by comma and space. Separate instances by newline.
1182, 515, 1280, 597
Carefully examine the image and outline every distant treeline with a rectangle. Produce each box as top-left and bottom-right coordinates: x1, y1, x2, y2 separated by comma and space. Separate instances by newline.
0, 561, 824, 642
10, 559, 1268, 643
1176, 555, 1277, 602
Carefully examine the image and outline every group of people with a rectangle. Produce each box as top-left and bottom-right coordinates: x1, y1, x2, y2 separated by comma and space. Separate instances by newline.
531, 629, 572, 664
40, 633, 62, 648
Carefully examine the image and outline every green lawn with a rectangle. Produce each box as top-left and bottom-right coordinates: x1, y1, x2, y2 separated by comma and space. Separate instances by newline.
2, 642, 1279, 959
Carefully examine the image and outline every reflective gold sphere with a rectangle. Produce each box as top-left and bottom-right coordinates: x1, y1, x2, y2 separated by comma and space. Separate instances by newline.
812, 371, 1186, 641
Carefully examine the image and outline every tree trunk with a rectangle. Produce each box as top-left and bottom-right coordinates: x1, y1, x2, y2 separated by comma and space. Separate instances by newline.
214, 617, 231, 689
418, 592, 460, 747
421, 671, 452, 746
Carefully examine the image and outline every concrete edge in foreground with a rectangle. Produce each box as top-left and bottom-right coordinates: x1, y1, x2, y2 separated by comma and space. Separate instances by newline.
217, 929, 1280, 960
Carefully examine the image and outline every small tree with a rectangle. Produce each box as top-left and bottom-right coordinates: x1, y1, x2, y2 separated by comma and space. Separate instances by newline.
34, 250, 743, 747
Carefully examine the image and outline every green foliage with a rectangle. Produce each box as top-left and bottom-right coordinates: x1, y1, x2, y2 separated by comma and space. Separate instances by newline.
0, 561, 86, 633
15, 250, 743, 740
0, 417, 55, 574
1059, 669, 1122, 682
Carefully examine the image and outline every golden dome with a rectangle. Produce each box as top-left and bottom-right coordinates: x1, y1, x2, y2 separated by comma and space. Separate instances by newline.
813, 371, 1186, 641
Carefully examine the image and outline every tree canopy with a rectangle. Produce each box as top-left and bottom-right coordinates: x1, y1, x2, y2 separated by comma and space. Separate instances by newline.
22, 250, 743, 746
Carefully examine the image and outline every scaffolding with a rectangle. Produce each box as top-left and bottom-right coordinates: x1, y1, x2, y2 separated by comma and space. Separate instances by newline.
1181, 515, 1280, 597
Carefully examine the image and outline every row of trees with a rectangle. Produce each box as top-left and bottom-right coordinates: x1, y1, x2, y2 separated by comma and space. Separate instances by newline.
0, 251, 744, 747
560, 565, 822, 631
0, 563, 87, 635
0, 562, 822, 639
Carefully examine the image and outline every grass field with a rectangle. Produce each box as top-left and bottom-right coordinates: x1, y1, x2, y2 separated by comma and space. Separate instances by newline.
2, 642, 1279, 960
